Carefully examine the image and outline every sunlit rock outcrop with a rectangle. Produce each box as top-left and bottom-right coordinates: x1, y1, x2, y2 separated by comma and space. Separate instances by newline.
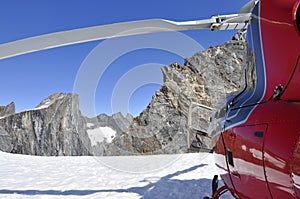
0, 93, 91, 156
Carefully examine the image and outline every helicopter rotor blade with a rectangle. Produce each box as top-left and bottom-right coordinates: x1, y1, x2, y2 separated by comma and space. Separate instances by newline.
0, 13, 252, 60
0, 19, 213, 60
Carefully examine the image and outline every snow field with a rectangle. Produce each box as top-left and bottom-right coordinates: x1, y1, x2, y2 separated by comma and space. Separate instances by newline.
0, 151, 233, 199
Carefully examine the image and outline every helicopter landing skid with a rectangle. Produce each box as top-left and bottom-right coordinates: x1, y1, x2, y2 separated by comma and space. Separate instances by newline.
203, 175, 230, 199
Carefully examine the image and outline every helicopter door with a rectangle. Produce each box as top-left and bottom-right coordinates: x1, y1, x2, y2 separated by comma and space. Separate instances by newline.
223, 124, 272, 198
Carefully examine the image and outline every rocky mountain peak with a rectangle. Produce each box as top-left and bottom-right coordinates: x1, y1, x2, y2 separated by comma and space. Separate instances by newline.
34, 92, 67, 110
0, 102, 15, 118
0, 93, 91, 156
112, 34, 247, 155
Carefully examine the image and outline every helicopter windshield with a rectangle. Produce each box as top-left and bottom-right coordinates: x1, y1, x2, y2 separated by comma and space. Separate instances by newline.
228, 31, 257, 107
207, 27, 258, 138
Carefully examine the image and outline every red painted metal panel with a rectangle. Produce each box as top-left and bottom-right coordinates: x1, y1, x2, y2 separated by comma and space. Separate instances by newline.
292, 136, 300, 198
264, 123, 297, 198
282, 57, 300, 100
248, 101, 300, 198
223, 124, 272, 199
260, 0, 300, 101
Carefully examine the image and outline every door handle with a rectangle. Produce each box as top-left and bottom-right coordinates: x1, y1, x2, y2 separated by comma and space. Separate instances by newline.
254, 131, 264, 138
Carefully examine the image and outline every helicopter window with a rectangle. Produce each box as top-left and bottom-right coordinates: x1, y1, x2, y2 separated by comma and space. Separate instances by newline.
226, 44, 257, 108
245, 50, 257, 91
244, 26, 257, 92
231, 32, 257, 97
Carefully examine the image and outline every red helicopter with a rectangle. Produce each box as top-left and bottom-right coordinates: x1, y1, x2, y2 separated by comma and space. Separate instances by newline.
0, 0, 299, 198
210, 0, 300, 198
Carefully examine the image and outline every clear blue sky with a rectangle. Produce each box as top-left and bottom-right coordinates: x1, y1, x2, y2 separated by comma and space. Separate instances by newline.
0, 0, 249, 117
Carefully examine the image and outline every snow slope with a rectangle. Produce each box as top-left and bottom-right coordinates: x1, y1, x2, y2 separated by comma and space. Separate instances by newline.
0, 151, 233, 199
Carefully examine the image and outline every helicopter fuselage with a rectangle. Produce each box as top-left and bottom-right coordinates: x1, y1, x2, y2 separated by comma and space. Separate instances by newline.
212, 0, 300, 198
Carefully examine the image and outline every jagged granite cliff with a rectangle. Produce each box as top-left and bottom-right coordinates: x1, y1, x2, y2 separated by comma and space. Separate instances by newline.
0, 93, 91, 156
0, 93, 133, 156
113, 36, 246, 155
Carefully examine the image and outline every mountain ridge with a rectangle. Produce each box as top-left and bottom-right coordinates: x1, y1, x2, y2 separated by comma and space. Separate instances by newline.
0, 31, 247, 156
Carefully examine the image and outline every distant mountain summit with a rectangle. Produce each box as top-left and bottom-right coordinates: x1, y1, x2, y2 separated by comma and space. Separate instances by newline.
0, 93, 134, 156
0, 102, 15, 118
0, 93, 91, 155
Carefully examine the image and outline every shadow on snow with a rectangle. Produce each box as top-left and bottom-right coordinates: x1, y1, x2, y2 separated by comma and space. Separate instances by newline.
0, 164, 214, 198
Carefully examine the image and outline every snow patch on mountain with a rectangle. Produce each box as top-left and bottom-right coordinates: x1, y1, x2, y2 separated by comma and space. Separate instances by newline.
86, 123, 95, 128
87, 126, 116, 145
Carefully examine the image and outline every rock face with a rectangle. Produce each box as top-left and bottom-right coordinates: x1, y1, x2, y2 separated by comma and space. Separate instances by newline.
0, 93, 91, 156
84, 113, 133, 156
0, 92, 134, 156
86, 112, 133, 134
113, 36, 247, 154
0, 102, 15, 117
